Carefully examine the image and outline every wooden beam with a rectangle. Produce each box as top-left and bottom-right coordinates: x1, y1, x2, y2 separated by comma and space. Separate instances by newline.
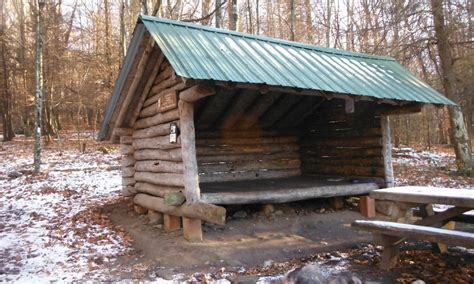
381, 115, 394, 187
164, 214, 181, 232
178, 99, 200, 203
179, 83, 216, 102
113, 127, 134, 137
378, 104, 424, 115
182, 218, 203, 242
134, 193, 226, 225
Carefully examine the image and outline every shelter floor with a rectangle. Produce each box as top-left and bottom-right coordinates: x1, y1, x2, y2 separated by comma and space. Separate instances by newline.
103, 199, 373, 278
200, 175, 380, 204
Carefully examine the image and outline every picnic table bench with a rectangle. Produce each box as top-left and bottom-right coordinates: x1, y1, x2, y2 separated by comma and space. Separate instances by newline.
351, 186, 474, 269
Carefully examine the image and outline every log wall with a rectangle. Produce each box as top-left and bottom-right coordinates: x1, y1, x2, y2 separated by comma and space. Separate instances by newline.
300, 100, 385, 180
196, 130, 302, 183
131, 59, 184, 198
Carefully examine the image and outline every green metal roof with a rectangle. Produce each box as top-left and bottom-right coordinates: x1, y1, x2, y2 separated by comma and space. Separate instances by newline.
140, 15, 454, 105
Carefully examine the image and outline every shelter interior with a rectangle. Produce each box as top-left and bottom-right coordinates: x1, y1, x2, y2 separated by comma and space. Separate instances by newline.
193, 86, 390, 205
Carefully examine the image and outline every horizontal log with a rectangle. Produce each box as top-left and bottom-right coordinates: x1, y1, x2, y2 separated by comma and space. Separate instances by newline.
303, 156, 384, 167
121, 155, 135, 167
150, 76, 183, 96
154, 65, 173, 84
135, 160, 184, 173
135, 182, 182, 197
122, 177, 135, 186
199, 168, 301, 183
196, 129, 298, 139
122, 167, 135, 178
301, 147, 383, 158
305, 127, 382, 139
139, 103, 159, 118
301, 137, 382, 148
132, 136, 180, 150
134, 148, 182, 161
122, 186, 137, 197
120, 145, 134, 155
196, 144, 299, 156
197, 152, 300, 163
134, 109, 180, 129
302, 164, 384, 178
179, 83, 216, 102
196, 136, 298, 146
120, 136, 133, 145
113, 127, 134, 137
199, 159, 301, 173
134, 193, 226, 225
135, 172, 185, 187
133, 121, 179, 139
143, 81, 188, 108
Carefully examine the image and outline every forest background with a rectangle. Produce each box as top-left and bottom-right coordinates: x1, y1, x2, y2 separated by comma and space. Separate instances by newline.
0, 0, 472, 151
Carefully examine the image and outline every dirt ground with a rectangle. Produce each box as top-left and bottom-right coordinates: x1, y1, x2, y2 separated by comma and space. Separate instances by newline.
102, 199, 371, 277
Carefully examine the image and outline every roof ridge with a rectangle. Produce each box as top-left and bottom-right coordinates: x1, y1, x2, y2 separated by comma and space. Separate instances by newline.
139, 15, 396, 62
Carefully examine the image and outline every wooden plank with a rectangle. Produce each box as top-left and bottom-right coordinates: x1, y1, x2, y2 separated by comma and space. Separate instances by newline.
134, 193, 226, 225
113, 127, 134, 137
381, 115, 394, 187
178, 99, 201, 203
259, 95, 304, 129
134, 148, 182, 162
196, 129, 297, 139
415, 207, 472, 226
370, 187, 474, 208
201, 180, 379, 205
300, 147, 383, 158
120, 136, 133, 145
217, 90, 260, 129
351, 220, 474, 248
195, 89, 237, 129
143, 81, 188, 108
302, 163, 384, 177
303, 156, 384, 167
275, 96, 321, 128
301, 137, 382, 148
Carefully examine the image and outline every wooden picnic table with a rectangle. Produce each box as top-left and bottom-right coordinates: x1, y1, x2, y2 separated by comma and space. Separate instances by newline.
352, 186, 474, 269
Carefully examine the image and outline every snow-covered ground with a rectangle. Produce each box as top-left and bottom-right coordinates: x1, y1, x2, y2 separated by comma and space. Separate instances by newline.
0, 133, 131, 282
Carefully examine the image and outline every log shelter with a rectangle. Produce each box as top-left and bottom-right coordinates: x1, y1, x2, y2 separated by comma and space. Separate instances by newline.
99, 16, 455, 241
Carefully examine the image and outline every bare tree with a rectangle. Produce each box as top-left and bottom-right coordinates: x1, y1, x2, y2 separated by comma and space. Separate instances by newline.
34, 0, 45, 173
228, 0, 238, 30
0, 0, 14, 141
430, 0, 473, 175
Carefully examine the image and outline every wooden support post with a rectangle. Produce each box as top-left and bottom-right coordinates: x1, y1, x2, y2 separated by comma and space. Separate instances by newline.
164, 214, 181, 232
359, 196, 376, 218
330, 196, 344, 210
381, 115, 394, 187
379, 234, 400, 270
182, 217, 203, 242
178, 100, 200, 203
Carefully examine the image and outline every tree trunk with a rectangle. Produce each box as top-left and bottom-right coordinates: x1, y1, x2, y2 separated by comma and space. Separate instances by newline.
34, 0, 45, 173
289, 0, 295, 41
0, 0, 14, 141
227, 0, 238, 31
430, 0, 473, 175
215, 0, 222, 28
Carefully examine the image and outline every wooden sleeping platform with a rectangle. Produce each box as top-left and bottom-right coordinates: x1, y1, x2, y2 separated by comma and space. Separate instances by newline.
200, 176, 379, 205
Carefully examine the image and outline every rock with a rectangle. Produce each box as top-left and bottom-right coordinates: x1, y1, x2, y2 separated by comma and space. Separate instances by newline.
8, 171, 22, 179
233, 211, 247, 218
262, 204, 274, 217
411, 280, 425, 284
284, 264, 362, 284
274, 210, 284, 216
263, 260, 274, 267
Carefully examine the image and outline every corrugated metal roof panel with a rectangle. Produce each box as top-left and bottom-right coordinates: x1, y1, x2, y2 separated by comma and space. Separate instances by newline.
140, 15, 454, 105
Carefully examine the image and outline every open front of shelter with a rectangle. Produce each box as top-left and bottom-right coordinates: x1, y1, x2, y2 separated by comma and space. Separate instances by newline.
99, 16, 454, 241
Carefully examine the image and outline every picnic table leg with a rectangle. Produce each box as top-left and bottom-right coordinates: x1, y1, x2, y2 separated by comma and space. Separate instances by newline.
418, 204, 456, 253
377, 234, 400, 270
437, 221, 456, 253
